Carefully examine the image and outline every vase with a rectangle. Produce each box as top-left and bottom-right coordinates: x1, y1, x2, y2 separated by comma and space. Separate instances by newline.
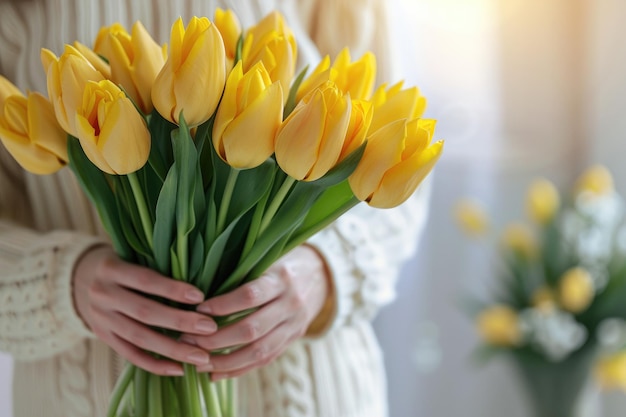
511, 340, 598, 417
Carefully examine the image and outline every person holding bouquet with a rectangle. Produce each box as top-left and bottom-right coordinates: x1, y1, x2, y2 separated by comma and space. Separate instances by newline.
0, 1, 433, 416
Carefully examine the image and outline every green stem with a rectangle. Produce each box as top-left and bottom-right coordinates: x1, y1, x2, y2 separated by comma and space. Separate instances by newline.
216, 169, 240, 235
226, 378, 236, 417
177, 233, 188, 280
106, 363, 135, 417
147, 373, 164, 417
199, 372, 224, 417
134, 367, 149, 417
259, 176, 296, 234
183, 363, 203, 416
241, 189, 271, 259
127, 172, 154, 248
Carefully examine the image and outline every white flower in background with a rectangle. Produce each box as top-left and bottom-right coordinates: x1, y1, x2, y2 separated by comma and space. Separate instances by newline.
521, 308, 587, 362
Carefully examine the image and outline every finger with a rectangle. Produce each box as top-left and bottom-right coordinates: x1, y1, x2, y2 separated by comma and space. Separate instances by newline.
97, 310, 212, 367
200, 323, 292, 374
185, 299, 288, 351
108, 288, 217, 335
99, 257, 205, 304
105, 333, 185, 376
197, 274, 286, 316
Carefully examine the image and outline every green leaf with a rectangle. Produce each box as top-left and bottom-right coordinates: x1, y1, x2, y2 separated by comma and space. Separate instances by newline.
148, 111, 177, 180
67, 137, 132, 260
114, 188, 153, 263
153, 164, 178, 276
226, 159, 276, 225
284, 65, 309, 118
189, 233, 204, 283
310, 141, 367, 188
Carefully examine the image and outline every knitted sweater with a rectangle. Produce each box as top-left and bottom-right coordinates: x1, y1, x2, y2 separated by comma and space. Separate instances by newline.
0, 1, 429, 416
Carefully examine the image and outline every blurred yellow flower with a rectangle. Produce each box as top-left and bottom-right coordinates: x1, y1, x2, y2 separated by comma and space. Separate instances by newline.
242, 11, 296, 104
74, 80, 150, 175
41, 45, 106, 136
214, 8, 242, 69
595, 351, 626, 391
575, 165, 614, 198
152, 17, 226, 126
0, 92, 68, 174
501, 223, 537, 259
275, 81, 351, 181
212, 61, 283, 169
454, 198, 490, 237
526, 178, 560, 225
476, 305, 522, 347
369, 81, 426, 134
531, 286, 556, 313
559, 267, 594, 313
94, 21, 167, 114
349, 118, 443, 208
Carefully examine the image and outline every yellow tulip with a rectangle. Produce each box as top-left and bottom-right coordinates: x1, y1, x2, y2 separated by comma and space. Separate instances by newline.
575, 165, 614, 198
212, 61, 283, 169
349, 118, 443, 208
559, 267, 594, 313
595, 351, 626, 391
297, 49, 376, 102
0, 75, 24, 104
41, 45, 105, 136
73, 41, 112, 79
476, 305, 522, 347
242, 11, 296, 103
152, 17, 226, 126
0, 92, 67, 174
214, 8, 242, 69
74, 80, 150, 175
94, 21, 167, 114
526, 178, 560, 225
501, 223, 537, 259
275, 81, 351, 181
339, 100, 373, 161
369, 82, 427, 134
454, 198, 490, 237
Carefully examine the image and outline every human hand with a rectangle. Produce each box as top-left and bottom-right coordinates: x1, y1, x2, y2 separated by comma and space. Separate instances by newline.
181, 245, 331, 380
72, 245, 218, 376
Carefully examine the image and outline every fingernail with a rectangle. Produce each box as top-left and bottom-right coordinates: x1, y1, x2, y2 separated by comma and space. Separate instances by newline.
166, 367, 185, 376
185, 290, 204, 303
187, 351, 210, 365
197, 304, 212, 315
179, 335, 198, 346
195, 319, 217, 334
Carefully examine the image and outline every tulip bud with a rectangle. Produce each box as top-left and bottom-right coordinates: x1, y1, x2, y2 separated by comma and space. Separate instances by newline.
454, 198, 490, 237
526, 178, 560, 225
0, 92, 68, 174
559, 267, 594, 313
213, 61, 283, 169
297, 49, 376, 102
339, 100, 372, 161
94, 22, 167, 114
242, 11, 296, 103
575, 165, 614, 198
41, 45, 105, 136
500, 223, 536, 259
476, 305, 523, 347
369, 82, 426, 134
74, 80, 150, 175
275, 81, 351, 181
349, 118, 443, 208
214, 8, 242, 69
152, 17, 226, 126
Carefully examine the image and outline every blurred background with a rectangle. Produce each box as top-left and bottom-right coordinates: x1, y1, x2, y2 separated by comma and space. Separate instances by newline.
3, 0, 626, 416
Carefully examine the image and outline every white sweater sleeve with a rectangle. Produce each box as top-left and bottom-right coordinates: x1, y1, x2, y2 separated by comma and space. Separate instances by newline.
0, 221, 104, 361
307, 179, 432, 333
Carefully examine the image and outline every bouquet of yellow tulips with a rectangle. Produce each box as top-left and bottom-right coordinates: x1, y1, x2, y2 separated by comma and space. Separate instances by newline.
455, 166, 626, 417
0, 9, 443, 417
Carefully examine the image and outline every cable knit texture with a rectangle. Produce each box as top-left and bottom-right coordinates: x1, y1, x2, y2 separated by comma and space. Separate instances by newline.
0, 1, 429, 416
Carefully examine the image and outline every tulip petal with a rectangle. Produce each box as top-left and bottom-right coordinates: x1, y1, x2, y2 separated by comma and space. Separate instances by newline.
28, 93, 68, 162
368, 140, 443, 208
0, 75, 24, 104
0, 130, 65, 174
